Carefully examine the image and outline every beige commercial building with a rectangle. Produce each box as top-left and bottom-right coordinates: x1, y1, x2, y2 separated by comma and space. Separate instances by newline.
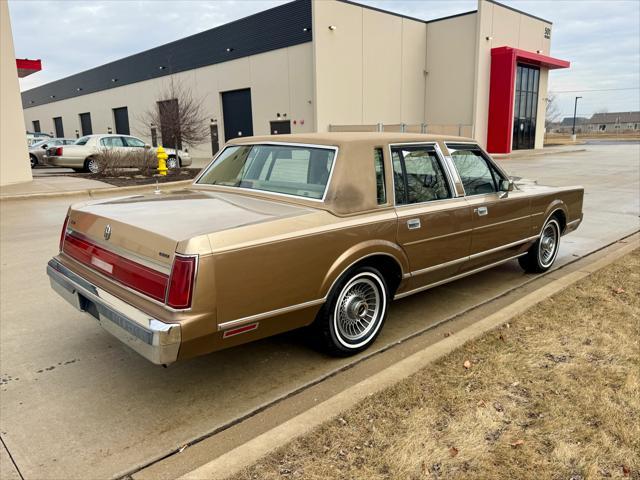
1, 1, 32, 186
21, 0, 569, 160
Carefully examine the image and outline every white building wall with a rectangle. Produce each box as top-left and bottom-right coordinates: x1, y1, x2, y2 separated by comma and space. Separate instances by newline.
425, 13, 478, 135
473, 0, 553, 149
312, 0, 427, 131
1, 1, 32, 186
22, 42, 315, 160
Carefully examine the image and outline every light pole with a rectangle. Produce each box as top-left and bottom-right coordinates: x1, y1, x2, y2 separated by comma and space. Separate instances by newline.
571, 96, 582, 140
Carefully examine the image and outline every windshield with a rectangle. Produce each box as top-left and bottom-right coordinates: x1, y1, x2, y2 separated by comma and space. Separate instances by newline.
196, 144, 336, 200
75, 136, 91, 145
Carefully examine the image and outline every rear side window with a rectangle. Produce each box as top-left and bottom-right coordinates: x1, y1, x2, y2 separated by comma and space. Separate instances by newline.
100, 136, 125, 147
447, 144, 502, 195
374, 148, 386, 204
391, 145, 451, 205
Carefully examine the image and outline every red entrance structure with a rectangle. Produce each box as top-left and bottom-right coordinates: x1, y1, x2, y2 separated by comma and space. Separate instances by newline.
487, 47, 569, 154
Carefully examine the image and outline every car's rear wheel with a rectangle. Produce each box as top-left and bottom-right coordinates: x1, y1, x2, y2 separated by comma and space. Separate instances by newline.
167, 156, 179, 169
29, 154, 37, 169
84, 157, 101, 174
519, 216, 561, 273
313, 266, 388, 356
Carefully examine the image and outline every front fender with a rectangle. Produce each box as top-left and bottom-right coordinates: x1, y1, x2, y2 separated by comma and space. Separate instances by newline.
318, 240, 409, 298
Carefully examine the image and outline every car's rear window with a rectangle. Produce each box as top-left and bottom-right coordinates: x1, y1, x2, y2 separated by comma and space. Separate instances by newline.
75, 136, 90, 145
196, 144, 336, 200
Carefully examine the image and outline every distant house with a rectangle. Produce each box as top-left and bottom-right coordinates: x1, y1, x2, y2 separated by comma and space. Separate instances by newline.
586, 112, 640, 132
549, 111, 639, 134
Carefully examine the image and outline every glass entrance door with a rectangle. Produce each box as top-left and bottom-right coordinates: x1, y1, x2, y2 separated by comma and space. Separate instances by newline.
512, 64, 540, 150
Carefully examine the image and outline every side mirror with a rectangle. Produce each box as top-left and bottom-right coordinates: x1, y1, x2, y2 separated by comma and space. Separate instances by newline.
498, 179, 514, 198
144, 144, 152, 149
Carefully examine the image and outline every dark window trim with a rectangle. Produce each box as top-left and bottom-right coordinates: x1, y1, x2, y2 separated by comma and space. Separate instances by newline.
373, 147, 387, 205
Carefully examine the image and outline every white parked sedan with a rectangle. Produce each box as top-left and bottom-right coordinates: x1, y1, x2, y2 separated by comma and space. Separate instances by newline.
45, 134, 191, 173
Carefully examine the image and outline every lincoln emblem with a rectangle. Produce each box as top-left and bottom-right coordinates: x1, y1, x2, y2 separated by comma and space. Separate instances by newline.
104, 224, 112, 241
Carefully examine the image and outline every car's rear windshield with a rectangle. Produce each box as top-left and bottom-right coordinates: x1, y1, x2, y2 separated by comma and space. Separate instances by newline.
196, 144, 336, 200
75, 136, 91, 145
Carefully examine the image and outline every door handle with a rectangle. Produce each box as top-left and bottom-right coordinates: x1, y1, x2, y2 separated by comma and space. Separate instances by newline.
407, 218, 421, 230
474, 206, 488, 216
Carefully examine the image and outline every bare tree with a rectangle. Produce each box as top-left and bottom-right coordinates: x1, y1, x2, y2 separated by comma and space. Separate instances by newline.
545, 94, 562, 124
140, 76, 209, 150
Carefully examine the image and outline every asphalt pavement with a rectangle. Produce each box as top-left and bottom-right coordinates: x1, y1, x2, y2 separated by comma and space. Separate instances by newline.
0, 143, 638, 480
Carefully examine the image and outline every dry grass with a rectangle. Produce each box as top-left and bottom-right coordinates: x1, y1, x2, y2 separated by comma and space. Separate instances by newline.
234, 250, 640, 480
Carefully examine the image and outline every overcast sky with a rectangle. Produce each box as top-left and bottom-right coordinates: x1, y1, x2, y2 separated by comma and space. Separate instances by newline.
9, 0, 640, 119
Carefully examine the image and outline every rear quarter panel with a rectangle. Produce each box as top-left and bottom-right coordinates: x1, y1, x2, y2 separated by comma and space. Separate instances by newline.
527, 186, 584, 236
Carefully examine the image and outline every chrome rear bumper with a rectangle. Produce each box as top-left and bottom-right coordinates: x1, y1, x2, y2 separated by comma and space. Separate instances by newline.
47, 258, 181, 365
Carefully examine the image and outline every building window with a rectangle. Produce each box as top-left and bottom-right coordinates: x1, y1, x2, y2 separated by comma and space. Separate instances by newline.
79, 112, 92, 136
53, 117, 64, 138
374, 148, 386, 204
112, 107, 130, 135
32, 120, 41, 133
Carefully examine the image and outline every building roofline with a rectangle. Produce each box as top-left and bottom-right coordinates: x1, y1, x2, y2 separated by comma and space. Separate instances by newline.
22, 0, 312, 108
337, 0, 478, 24
486, 0, 552, 25
424, 10, 477, 24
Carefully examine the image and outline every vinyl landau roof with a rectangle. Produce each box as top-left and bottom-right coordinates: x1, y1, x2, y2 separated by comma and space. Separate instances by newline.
22, 0, 312, 108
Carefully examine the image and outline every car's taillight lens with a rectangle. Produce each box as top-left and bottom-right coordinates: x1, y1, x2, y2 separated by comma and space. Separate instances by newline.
59, 215, 69, 251
55, 147, 63, 156
167, 255, 196, 309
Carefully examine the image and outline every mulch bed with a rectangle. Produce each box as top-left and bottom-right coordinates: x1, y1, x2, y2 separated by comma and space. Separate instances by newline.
58, 168, 201, 187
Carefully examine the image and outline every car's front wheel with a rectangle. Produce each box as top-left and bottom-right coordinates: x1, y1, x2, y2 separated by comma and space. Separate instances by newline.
519, 216, 561, 273
29, 154, 37, 169
314, 266, 388, 356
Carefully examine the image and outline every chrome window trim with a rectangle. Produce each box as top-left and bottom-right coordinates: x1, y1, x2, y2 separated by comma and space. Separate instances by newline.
193, 142, 340, 203
444, 141, 512, 197
388, 142, 457, 206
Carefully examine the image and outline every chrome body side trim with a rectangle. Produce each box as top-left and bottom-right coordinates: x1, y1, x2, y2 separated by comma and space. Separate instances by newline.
217, 298, 326, 331
406, 235, 538, 277
47, 258, 181, 365
395, 252, 528, 300
193, 142, 340, 203
218, 251, 406, 330
468, 235, 537, 260
403, 228, 472, 247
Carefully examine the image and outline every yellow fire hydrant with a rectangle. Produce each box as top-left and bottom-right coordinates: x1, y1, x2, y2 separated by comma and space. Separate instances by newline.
156, 146, 168, 176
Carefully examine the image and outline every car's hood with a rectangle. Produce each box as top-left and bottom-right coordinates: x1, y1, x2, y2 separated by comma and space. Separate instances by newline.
71, 188, 316, 244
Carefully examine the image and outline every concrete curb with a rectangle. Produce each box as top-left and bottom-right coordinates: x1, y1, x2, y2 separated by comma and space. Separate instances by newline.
493, 147, 586, 160
0, 179, 194, 201
178, 235, 639, 480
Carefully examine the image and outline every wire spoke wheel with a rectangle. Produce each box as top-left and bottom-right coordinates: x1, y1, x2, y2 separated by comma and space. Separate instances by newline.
333, 272, 385, 348
538, 221, 559, 267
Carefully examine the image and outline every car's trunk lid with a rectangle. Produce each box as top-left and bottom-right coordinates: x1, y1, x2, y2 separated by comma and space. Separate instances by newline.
65, 188, 316, 266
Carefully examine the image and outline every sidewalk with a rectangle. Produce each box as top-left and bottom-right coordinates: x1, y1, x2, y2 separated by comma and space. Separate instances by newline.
492, 145, 586, 160
0, 175, 112, 198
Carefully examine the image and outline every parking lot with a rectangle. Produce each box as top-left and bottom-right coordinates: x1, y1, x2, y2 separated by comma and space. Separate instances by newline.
1, 143, 638, 479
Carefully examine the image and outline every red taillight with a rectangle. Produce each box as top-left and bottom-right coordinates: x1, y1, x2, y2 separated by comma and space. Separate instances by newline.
55, 147, 63, 156
59, 216, 69, 252
167, 256, 196, 309
63, 233, 169, 302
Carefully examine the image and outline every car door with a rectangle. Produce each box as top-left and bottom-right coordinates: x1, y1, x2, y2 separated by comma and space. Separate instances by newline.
445, 143, 532, 271
392, 143, 473, 295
